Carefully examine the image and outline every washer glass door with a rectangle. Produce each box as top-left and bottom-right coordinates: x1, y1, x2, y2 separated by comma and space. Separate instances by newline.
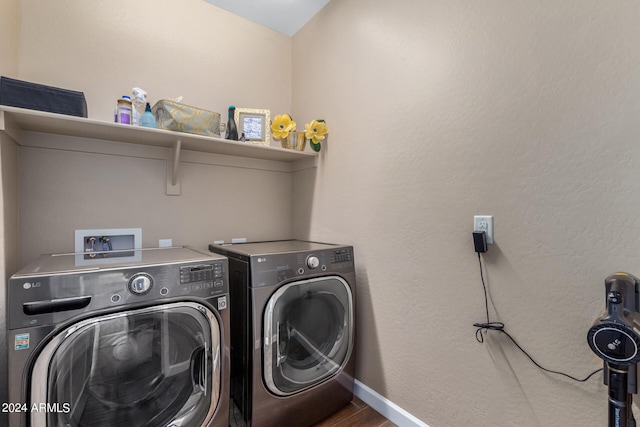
30, 302, 221, 427
263, 276, 353, 396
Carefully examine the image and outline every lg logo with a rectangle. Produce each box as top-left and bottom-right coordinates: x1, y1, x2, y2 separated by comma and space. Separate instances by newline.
22, 282, 41, 290
608, 338, 622, 350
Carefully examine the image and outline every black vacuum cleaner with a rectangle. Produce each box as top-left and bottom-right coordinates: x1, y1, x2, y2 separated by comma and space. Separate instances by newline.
588, 273, 640, 427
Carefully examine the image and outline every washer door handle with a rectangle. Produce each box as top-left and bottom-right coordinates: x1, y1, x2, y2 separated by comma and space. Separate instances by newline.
23, 296, 91, 315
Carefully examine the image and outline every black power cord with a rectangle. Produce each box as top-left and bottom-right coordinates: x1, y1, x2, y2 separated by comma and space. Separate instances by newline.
473, 252, 602, 383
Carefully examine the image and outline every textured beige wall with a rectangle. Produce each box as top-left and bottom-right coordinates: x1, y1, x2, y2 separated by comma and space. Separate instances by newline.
18, 0, 292, 124
18, 133, 293, 264
0, 0, 19, 77
293, 1, 640, 426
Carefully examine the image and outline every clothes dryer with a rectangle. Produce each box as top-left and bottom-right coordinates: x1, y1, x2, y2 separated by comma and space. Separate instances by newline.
7, 246, 230, 427
209, 240, 356, 427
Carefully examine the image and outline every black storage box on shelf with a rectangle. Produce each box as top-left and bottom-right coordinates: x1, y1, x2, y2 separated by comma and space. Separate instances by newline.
0, 76, 87, 117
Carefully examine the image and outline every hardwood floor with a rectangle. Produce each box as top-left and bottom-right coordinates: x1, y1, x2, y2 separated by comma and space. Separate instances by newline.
230, 396, 397, 427
311, 397, 397, 427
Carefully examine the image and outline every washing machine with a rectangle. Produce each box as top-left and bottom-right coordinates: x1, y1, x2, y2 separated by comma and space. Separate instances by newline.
208, 240, 356, 427
7, 246, 230, 427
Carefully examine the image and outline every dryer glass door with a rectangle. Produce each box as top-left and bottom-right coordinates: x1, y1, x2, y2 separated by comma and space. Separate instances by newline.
30, 302, 221, 427
263, 276, 353, 396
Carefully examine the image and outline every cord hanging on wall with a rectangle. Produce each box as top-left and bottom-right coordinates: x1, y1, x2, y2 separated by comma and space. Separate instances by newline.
471, 243, 601, 383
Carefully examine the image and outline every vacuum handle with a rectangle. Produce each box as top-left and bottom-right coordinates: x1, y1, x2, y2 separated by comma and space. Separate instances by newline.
605, 273, 640, 314
609, 367, 630, 427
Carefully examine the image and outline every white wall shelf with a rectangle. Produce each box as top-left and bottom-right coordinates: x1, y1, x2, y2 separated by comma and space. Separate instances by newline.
0, 106, 317, 195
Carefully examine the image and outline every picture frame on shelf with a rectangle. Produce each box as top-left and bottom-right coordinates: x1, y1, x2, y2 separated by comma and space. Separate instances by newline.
234, 108, 271, 146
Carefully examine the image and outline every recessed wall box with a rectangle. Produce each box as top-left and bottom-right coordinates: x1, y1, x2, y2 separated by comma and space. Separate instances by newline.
74, 228, 142, 265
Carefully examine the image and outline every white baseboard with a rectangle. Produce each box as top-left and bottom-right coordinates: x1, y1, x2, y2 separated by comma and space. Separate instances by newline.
353, 380, 430, 427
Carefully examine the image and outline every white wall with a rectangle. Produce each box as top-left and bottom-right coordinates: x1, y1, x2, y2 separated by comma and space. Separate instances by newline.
292, 1, 640, 426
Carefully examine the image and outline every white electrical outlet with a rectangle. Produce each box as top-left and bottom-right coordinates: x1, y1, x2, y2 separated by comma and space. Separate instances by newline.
473, 215, 494, 244
158, 239, 173, 248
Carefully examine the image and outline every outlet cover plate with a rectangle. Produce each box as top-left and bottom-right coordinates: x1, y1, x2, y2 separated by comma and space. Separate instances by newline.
158, 239, 173, 248
473, 215, 493, 244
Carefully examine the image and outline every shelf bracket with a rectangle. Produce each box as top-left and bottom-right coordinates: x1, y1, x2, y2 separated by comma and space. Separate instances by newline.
166, 139, 181, 195
0, 110, 22, 144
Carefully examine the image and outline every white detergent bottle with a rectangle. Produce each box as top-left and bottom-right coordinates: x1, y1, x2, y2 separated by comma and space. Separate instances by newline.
131, 87, 147, 126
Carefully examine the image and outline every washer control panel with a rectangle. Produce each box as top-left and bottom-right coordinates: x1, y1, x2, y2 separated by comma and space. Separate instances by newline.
8, 249, 229, 329
179, 262, 226, 293
126, 262, 226, 298
180, 263, 223, 284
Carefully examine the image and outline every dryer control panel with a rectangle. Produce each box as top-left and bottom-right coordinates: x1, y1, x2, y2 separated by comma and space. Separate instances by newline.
248, 247, 355, 288
330, 249, 353, 264
297, 248, 353, 272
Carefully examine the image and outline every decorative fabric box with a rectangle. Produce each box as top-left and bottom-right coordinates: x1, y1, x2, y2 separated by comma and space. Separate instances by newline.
0, 76, 88, 117
152, 100, 221, 137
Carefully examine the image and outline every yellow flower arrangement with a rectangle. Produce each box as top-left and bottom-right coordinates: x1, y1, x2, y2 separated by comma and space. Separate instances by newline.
271, 114, 296, 139
305, 119, 329, 152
